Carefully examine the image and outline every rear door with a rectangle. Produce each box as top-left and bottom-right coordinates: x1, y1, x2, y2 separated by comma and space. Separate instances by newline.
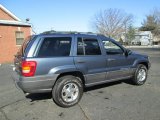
74, 35, 107, 85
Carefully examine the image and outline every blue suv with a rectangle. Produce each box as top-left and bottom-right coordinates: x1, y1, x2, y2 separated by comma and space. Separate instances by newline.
12, 31, 150, 107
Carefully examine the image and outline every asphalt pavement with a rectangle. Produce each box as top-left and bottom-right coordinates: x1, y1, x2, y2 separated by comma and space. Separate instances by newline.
0, 48, 160, 120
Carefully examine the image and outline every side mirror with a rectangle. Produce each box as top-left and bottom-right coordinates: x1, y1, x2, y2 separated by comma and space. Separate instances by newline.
125, 49, 132, 56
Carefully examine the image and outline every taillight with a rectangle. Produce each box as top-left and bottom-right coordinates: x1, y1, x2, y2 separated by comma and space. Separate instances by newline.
22, 61, 37, 77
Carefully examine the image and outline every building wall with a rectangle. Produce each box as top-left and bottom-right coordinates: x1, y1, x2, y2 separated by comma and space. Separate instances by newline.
0, 25, 31, 63
0, 8, 16, 20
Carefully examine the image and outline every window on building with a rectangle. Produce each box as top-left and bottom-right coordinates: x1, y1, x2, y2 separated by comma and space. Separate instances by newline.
15, 31, 24, 45
16, 31, 24, 45
77, 37, 101, 55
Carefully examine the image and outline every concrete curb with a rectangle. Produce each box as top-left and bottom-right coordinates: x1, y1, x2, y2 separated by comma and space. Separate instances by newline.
125, 45, 160, 49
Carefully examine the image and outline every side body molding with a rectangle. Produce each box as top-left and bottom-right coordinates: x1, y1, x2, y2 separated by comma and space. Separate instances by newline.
49, 65, 78, 74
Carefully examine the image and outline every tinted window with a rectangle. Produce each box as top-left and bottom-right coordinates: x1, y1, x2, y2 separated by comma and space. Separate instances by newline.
77, 38, 101, 55
103, 40, 124, 55
38, 37, 71, 57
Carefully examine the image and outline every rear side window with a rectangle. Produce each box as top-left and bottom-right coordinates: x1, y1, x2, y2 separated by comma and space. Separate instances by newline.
38, 37, 71, 57
17, 35, 35, 56
77, 37, 101, 55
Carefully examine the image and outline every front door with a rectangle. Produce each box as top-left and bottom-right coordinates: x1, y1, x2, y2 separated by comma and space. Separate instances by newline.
102, 39, 134, 80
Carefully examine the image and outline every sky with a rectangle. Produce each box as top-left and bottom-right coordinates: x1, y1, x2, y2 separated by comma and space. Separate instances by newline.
0, 0, 160, 33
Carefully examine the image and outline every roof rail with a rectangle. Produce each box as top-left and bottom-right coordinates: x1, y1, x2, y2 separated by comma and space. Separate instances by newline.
41, 30, 96, 35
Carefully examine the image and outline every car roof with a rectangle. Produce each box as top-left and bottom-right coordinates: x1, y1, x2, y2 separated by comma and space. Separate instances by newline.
38, 30, 102, 37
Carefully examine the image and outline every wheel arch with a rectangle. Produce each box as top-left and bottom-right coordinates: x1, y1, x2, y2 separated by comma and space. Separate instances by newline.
55, 71, 86, 87
133, 59, 149, 70
137, 61, 149, 69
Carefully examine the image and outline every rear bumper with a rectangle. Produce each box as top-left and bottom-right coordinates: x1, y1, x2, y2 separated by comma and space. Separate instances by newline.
12, 70, 58, 93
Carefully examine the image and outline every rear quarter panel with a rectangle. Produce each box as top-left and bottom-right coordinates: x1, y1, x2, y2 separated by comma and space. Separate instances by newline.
27, 57, 76, 75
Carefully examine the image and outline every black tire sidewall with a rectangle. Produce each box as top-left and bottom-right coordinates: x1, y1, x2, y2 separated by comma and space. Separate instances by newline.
52, 76, 83, 107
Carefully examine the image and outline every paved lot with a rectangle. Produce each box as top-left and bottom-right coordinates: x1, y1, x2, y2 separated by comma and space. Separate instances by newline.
0, 48, 160, 120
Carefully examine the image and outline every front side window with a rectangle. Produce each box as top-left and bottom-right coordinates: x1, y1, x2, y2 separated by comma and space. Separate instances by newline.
15, 31, 24, 45
77, 37, 101, 55
103, 40, 124, 55
38, 37, 71, 57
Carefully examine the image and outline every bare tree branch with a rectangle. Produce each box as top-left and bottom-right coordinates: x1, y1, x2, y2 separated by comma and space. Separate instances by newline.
92, 8, 133, 39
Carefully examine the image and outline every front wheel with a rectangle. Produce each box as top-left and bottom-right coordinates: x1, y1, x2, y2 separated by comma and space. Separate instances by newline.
52, 75, 83, 107
132, 64, 148, 85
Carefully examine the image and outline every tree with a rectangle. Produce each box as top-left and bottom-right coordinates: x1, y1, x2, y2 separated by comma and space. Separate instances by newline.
119, 37, 123, 44
126, 25, 135, 44
139, 8, 160, 36
92, 8, 133, 39
139, 15, 157, 31
152, 8, 160, 26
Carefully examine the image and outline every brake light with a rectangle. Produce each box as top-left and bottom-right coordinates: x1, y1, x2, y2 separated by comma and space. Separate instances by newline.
22, 61, 37, 77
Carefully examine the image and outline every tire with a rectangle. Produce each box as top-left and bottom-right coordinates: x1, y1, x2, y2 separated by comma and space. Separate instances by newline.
132, 64, 148, 85
52, 75, 83, 107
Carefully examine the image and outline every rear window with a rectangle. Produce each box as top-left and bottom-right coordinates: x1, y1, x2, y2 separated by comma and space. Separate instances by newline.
37, 37, 72, 57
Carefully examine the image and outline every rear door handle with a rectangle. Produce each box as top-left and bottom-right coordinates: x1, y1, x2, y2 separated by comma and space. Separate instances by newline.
77, 60, 85, 63
108, 58, 116, 61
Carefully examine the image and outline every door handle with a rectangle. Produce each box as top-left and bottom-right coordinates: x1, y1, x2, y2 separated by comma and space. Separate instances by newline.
77, 60, 85, 63
108, 58, 116, 61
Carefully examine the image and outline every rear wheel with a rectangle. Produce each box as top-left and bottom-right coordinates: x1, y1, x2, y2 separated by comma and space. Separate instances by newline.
52, 75, 83, 107
132, 64, 148, 85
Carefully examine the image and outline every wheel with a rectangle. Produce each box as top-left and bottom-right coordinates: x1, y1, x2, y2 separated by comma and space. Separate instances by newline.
52, 75, 83, 107
132, 64, 148, 85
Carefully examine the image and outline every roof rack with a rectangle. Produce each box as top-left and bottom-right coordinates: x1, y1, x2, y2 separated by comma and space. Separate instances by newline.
41, 30, 97, 35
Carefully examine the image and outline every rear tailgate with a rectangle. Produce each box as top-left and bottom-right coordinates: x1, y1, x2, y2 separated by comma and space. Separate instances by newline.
13, 35, 35, 74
